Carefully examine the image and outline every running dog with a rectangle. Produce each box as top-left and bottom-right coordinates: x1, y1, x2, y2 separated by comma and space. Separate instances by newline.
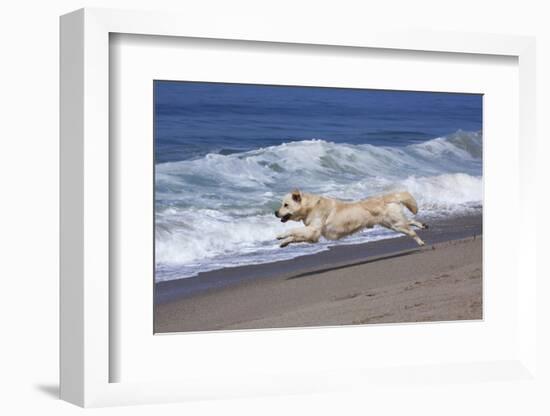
274, 189, 427, 248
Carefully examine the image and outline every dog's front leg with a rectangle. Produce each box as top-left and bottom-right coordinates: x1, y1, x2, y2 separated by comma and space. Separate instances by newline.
279, 236, 295, 248
278, 226, 321, 248
276, 226, 305, 241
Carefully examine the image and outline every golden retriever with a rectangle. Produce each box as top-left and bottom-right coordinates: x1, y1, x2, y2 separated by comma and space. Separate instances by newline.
275, 189, 427, 247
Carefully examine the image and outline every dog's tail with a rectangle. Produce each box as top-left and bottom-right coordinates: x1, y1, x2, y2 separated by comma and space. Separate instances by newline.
383, 191, 418, 214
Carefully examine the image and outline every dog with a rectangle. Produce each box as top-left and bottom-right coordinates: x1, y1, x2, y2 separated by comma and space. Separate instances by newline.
274, 189, 427, 248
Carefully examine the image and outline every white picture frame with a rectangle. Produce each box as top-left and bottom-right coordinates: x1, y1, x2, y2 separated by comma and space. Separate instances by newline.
60, 7, 538, 407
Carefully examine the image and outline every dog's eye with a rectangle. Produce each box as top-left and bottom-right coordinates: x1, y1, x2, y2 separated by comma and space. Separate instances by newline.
284, 203, 288, 207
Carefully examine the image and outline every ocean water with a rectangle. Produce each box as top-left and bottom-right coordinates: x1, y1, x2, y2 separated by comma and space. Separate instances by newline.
155, 82, 483, 282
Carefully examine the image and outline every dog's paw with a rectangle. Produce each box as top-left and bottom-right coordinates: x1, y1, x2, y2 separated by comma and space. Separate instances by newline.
276, 234, 287, 240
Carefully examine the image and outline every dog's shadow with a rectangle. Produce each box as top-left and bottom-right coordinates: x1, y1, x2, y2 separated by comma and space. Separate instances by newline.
286, 249, 420, 280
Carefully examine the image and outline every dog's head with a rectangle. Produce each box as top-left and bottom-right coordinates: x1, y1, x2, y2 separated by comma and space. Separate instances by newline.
275, 189, 304, 223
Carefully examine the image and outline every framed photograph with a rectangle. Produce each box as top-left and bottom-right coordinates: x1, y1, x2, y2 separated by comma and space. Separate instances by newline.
153, 81, 484, 334
60, 8, 538, 407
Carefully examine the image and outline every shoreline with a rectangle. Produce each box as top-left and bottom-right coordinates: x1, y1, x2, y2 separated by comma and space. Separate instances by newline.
155, 213, 482, 304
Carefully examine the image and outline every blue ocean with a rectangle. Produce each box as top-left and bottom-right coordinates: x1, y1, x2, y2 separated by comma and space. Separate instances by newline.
155, 81, 483, 282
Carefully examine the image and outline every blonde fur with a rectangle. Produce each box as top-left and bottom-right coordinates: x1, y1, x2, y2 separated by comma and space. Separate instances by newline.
274, 189, 426, 247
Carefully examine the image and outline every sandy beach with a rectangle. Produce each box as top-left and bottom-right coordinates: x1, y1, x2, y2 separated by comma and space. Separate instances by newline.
155, 214, 482, 333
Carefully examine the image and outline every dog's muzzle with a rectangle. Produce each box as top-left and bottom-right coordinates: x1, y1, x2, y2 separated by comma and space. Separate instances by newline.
275, 210, 291, 223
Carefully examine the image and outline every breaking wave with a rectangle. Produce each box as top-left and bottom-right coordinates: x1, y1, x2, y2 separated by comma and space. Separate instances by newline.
155, 130, 482, 281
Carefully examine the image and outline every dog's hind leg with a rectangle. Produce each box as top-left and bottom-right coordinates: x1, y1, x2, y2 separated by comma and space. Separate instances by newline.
382, 203, 425, 246
389, 224, 425, 246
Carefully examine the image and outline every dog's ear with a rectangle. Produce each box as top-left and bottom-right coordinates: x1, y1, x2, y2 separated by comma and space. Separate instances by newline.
291, 188, 302, 203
